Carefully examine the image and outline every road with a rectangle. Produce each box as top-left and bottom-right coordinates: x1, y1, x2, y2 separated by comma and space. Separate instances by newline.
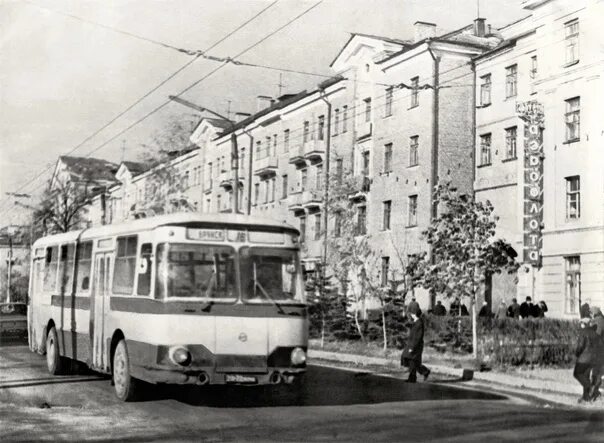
1, 341, 603, 442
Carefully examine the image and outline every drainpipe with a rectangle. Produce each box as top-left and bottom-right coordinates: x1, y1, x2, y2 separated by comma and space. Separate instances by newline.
428, 44, 440, 310
319, 90, 332, 276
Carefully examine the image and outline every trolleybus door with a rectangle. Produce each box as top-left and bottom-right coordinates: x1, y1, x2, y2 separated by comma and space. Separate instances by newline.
91, 253, 111, 370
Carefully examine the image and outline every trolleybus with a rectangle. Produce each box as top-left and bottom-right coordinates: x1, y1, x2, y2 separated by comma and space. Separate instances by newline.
28, 213, 308, 401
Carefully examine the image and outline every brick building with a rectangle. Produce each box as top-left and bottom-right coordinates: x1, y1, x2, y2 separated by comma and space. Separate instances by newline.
473, 0, 604, 317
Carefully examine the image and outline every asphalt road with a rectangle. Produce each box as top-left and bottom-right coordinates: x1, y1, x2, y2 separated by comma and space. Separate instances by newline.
1, 340, 603, 442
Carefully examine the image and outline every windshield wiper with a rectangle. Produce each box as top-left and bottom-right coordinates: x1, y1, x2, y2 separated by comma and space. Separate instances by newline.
254, 280, 292, 315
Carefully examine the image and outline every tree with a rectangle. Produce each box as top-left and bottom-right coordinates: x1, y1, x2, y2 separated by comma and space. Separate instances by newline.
418, 182, 519, 358
136, 114, 200, 216
305, 264, 341, 348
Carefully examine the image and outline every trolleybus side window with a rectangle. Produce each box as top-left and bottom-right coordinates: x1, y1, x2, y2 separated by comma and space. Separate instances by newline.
32, 249, 45, 295
43, 246, 59, 293
58, 244, 75, 294
76, 241, 93, 291
136, 243, 153, 296
155, 243, 235, 299
240, 247, 301, 302
113, 235, 138, 295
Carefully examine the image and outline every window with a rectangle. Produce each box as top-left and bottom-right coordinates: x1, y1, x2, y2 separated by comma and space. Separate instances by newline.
239, 149, 245, 174
566, 176, 580, 219
240, 248, 300, 302
58, 244, 75, 293
480, 74, 491, 106
333, 109, 340, 136
381, 257, 390, 287
342, 105, 348, 133
382, 200, 392, 230
362, 151, 370, 177
505, 127, 517, 159
336, 158, 343, 184
137, 243, 152, 296
334, 214, 342, 237
505, 64, 517, 98
206, 163, 213, 189
316, 163, 323, 190
264, 179, 270, 204
300, 216, 306, 244
480, 133, 492, 166
357, 205, 367, 235
409, 136, 419, 166
155, 243, 235, 300
301, 168, 308, 191
314, 213, 322, 240
270, 177, 276, 202
113, 236, 138, 295
256, 140, 262, 157
383, 143, 393, 173
410, 76, 419, 107
565, 256, 581, 314
408, 195, 418, 227
205, 198, 211, 213
364, 98, 372, 122
303, 121, 310, 143
282, 174, 288, 199
530, 55, 538, 93
318, 115, 325, 140
565, 97, 580, 141
76, 242, 93, 291
43, 246, 58, 292
385, 87, 393, 117
254, 184, 260, 205
565, 19, 579, 65
265, 136, 271, 157
183, 170, 190, 189
217, 195, 222, 211
284, 129, 290, 151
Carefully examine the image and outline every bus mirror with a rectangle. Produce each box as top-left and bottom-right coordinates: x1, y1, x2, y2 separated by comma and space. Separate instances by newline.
285, 264, 296, 274
139, 259, 148, 274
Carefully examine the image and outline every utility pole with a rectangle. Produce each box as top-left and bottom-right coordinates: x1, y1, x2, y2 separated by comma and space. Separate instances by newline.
6, 235, 13, 303
277, 73, 287, 97
168, 95, 240, 213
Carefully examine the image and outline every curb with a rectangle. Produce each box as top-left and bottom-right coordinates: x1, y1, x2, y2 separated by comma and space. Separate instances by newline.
308, 349, 580, 397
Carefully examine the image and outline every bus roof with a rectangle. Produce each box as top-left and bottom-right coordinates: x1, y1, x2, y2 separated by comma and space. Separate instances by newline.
32, 212, 299, 248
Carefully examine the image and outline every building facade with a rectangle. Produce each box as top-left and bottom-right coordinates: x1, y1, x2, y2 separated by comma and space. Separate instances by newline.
474, 0, 604, 317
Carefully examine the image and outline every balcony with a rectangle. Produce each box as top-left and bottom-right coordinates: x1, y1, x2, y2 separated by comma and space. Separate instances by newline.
219, 170, 244, 189
288, 144, 306, 166
288, 190, 304, 212
357, 121, 372, 140
253, 156, 279, 177
348, 176, 371, 202
303, 139, 325, 163
302, 190, 323, 210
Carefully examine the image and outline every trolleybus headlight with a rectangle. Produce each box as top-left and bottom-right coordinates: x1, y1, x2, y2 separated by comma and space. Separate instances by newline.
170, 347, 192, 366
290, 347, 306, 365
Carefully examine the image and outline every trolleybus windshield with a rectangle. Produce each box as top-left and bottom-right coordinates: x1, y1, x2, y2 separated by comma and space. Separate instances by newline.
156, 243, 236, 300
240, 247, 301, 303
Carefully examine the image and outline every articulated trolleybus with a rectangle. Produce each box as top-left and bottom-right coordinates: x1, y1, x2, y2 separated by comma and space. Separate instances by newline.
28, 213, 308, 401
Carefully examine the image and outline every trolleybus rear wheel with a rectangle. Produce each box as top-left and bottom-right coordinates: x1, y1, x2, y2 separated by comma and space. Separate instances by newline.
46, 326, 65, 375
113, 339, 139, 401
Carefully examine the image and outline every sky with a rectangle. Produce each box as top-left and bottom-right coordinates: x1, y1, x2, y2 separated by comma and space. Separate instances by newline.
0, 0, 527, 223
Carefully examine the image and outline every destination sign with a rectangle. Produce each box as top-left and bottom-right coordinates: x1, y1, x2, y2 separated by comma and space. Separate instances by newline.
186, 228, 225, 242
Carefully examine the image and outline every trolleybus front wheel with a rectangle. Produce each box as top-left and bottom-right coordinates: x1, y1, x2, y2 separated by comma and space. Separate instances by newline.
112, 339, 139, 401
46, 326, 65, 375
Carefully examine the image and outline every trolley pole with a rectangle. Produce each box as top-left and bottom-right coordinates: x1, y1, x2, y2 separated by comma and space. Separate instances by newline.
6, 236, 12, 304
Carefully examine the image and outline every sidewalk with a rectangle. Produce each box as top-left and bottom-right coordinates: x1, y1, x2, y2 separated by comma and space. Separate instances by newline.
308, 348, 598, 405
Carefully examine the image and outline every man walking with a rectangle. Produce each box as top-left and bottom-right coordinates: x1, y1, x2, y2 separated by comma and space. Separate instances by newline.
574, 317, 598, 403
507, 298, 520, 319
520, 296, 533, 319
401, 304, 430, 383
589, 307, 604, 400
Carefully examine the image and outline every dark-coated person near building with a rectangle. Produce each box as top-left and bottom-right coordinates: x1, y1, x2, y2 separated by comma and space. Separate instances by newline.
407, 296, 420, 317
580, 299, 591, 319
538, 301, 548, 318
530, 301, 542, 318
507, 298, 520, 319
478, 301, 491, 318
433, 300, 446, 316
574, 317, 599, 403
401, 304, 430, 383
450, 297, 469, 316
520, 296, 533, 319
589, 306, 604, 401
495, 300, 508, 319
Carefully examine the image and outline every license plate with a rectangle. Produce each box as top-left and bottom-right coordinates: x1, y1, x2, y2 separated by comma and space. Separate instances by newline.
225, 374, 257, 384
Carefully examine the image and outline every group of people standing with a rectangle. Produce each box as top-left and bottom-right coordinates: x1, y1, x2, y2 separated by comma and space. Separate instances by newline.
573, 302, 604, 403
493, 296, 549, 319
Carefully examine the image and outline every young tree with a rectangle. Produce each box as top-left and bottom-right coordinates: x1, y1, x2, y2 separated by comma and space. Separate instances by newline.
418, 182, 519, 358
305, 264, 341, 348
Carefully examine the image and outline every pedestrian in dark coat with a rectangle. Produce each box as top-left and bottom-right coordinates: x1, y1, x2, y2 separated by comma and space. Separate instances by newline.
538, 301, 548, 318
478, 301, 491, 318
520, 296, 533, 319
407, 297, 420, 317
401, 304, 430, 383
580, 300, 591, 319
433, 301, 446, 316
530, 302, 542, 318
574, 318, 599, 403
589, 307, 604, 401
507, 298, 520, 319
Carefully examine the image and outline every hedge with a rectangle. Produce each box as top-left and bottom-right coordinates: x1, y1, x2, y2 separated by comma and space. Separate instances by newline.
309, 309, 581, 367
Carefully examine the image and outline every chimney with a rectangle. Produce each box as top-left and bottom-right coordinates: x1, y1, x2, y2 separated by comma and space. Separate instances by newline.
414, 21, 437, 42
474, 18, 486, 37
256, 95, 273, 112
235, 112, 251, 123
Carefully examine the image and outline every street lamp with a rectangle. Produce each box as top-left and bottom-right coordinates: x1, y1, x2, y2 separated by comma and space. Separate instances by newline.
168, 96, 241, 214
